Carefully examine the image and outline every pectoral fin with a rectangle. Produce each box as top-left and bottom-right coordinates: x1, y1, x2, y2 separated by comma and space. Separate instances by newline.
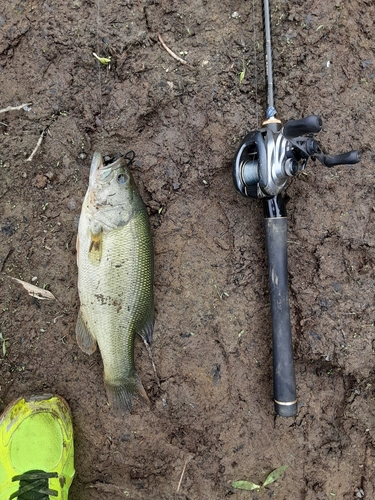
76, 309, 97, 354
88, 230, 103, 265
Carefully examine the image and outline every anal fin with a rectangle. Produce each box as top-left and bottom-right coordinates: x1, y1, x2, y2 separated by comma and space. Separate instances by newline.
136, 308, 154, 345
76, 309, 97, 354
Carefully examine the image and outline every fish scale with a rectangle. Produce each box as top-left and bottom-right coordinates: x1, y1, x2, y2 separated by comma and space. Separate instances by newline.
76, 152, 154, 411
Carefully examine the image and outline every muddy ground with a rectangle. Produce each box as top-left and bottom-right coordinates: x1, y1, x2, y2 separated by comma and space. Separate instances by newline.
0, 0, 374, 498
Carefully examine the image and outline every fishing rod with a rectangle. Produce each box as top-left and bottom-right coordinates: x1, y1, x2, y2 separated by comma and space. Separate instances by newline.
233, 0, 360, 417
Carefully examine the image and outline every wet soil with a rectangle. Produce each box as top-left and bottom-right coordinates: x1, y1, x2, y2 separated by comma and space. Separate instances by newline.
1, 0, 375, 498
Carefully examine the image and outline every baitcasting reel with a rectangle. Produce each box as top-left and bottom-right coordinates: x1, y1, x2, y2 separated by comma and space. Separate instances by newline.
233, 114, 360, 199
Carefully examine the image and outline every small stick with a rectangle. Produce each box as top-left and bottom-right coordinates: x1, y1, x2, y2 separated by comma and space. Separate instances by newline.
0, 103, 32, 114
177, 455, 193, 493
53, 314, 65, 324
1, 248, 13, 272
157, 33, 194, 70
142, 338, 161, 390
26, 127, 48, 162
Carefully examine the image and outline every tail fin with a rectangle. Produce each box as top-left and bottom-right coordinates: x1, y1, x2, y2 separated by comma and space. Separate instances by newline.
105, 373, 150, 412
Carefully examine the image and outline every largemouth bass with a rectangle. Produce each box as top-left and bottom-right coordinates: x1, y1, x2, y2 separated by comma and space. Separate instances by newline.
76, 152, 154, 411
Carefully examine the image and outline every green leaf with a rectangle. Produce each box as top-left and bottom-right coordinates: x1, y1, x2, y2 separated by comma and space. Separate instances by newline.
232, 480, 261, 491
93, 52, 111, 65
263, 465, 288, 487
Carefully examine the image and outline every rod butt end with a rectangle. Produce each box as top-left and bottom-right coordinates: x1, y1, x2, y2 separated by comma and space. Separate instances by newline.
274, 399, 298, 417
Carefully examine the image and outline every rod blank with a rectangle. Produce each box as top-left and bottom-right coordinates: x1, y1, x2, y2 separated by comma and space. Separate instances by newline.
263, 0, 275, 114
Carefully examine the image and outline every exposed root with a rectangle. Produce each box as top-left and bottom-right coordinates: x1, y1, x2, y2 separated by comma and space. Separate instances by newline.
26, 127, 48, 162
157, 33, 194, 70
0, 102, 32, 114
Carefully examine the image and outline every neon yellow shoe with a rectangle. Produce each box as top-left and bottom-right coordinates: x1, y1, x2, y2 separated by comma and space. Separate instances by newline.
0, 394, 75, 499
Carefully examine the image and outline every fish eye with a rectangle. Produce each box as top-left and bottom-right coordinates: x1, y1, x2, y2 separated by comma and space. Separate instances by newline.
117, 173, 128, 184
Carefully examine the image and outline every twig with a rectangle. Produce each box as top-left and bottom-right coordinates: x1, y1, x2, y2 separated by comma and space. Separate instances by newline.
53, 314, 65, 324
142, 337, 161, 390
26, 127, 48, 162
0, 103, 32, 114
157, 33, 194, 70
177, 455, 194, 493
1, 248, 13, 272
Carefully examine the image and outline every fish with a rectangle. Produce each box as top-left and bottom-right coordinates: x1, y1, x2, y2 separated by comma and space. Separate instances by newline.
76, 152, 154, 411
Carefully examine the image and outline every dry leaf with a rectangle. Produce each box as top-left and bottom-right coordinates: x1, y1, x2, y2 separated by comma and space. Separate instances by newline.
11, 277, 56, 300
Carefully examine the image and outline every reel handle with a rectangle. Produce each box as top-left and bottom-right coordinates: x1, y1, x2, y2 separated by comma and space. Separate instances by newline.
322, 150, 361, 167
283, 115, 322, 139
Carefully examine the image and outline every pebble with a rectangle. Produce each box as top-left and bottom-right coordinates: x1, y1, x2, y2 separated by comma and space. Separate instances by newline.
67, 198, 77, 210
73, 215, 81, 228
32, 174, 48, 189
46, 171, 56, 181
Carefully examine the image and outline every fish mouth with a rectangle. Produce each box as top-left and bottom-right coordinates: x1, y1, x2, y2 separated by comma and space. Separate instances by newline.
89, 152, 105, 190
89, 153, 123, 189
88, 152, 136, 194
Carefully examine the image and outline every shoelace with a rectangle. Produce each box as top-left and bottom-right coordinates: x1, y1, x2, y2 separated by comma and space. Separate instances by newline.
10, 470, 58, 499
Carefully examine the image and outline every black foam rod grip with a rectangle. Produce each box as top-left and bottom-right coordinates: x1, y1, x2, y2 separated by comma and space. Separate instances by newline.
323, 150, 361, 167
283, 115, 322, 139
264, 215, 297, 417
